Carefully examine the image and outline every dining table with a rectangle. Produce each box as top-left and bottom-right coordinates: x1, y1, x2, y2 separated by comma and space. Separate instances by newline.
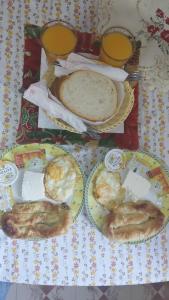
0, 0, 169, 286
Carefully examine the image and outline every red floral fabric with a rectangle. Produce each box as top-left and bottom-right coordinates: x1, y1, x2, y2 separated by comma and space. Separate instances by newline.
145, 8, 169, 54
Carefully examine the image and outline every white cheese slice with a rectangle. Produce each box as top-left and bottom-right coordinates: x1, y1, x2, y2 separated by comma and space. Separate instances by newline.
22, 171, 45, 201
122, 170, 151, 199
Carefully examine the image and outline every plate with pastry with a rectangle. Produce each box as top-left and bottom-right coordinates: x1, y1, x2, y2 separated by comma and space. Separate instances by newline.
85, 149, 169, 243
0, 143, 84, 238
1, 201, 72, 239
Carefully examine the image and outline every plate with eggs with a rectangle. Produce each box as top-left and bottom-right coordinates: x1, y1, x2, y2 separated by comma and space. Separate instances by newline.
0, 143, 84, 239
85, 150, 169, 244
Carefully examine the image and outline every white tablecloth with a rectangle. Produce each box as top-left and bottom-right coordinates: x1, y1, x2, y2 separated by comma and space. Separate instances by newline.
0, 0, 169, 286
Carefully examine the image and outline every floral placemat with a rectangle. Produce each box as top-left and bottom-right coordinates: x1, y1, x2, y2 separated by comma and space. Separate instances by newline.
16, 24, 139, 149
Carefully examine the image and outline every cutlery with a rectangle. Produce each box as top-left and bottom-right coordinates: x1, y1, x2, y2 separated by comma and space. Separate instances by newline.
127, 71, 142, 81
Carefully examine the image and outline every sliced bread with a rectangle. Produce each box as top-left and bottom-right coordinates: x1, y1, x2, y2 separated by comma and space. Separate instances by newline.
59, 70, 118, 122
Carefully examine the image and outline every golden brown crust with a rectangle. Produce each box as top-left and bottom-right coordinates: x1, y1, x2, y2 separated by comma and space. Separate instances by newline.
1, 201, 72, 239
50, 76, 67, 100
103, 200, 165, 242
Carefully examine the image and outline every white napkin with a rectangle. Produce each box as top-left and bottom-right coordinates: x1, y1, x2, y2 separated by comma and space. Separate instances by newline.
38, 109, 124, 133
55, 53, 128, 81
23, 80, 87, 132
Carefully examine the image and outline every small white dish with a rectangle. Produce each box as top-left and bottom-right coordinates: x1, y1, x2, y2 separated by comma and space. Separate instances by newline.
0, 161, 19, 187
104, 149, 124, 172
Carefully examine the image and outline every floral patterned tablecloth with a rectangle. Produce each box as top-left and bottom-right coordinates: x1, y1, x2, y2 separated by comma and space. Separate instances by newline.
0, 0, 169, 286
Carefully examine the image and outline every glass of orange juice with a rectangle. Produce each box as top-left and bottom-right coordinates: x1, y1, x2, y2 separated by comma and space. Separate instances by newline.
100, 26, 135, 68
40, 20, 77, 63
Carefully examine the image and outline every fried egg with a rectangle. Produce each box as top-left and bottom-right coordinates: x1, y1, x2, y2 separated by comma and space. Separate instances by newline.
44, 156, 76, 202
94, 168, 125, 209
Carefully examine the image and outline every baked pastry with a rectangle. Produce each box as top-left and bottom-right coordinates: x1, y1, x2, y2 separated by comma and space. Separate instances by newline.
59, 70, 118, 122
93, 168, 125, 209
44, 156, 76, 202
1, 201, 72, 239
103, 200, 165, 242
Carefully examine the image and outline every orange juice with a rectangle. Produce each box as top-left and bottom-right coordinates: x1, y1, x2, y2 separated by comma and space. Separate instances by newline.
100, 32, 133, 67
41, 21, 77, 63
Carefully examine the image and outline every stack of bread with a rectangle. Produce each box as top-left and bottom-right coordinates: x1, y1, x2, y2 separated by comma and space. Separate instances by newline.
50, 69, 126, 128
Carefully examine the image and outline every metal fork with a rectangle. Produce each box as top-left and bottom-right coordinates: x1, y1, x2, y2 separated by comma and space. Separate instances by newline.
127, 71, 142, 81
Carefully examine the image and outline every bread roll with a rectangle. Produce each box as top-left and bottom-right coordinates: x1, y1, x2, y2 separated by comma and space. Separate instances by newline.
103, 200, 165, 242
2, 201, 72, 239
59, 70, 118, 122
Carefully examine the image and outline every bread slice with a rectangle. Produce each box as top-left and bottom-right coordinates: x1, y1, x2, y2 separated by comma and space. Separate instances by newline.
59, 70, 118, 122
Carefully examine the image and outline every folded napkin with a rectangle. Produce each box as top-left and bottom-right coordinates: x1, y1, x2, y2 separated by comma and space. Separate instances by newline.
55, 53, 128, 81
23, 80, 87, 132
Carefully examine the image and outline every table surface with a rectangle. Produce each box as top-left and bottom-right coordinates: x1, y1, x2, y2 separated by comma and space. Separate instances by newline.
0, 0, 169, 286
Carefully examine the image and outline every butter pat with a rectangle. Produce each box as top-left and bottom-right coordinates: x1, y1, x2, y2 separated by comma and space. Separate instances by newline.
22, 171, 45, 201
123, 170, 151, 198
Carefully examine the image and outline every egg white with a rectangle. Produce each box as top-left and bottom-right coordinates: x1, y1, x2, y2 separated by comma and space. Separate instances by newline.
44, 156, 76, 202
94, 168, 125, 208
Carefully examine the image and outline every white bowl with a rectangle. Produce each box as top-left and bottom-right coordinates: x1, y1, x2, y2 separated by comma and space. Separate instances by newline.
104, 149, 124, 172
0, 161, 19, 186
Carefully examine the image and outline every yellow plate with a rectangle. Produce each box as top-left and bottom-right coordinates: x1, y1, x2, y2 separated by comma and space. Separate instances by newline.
43, 66, 134, 133
0, 143, 84, 222
85, 150, 169, 244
